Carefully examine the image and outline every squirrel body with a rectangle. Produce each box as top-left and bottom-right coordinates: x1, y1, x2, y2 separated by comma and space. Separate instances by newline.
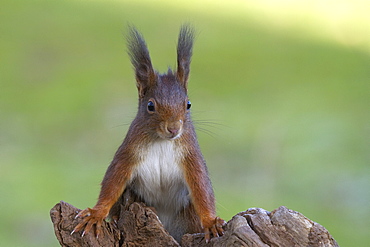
131, 139, 195, 241
73, 24, 225, 243
132, 139, 188, 214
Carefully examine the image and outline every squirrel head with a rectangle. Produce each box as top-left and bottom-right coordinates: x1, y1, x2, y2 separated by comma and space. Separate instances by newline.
127, 25, 194, 140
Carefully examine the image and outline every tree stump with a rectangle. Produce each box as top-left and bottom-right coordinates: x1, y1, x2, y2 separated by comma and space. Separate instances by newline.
50, 201, 339, 247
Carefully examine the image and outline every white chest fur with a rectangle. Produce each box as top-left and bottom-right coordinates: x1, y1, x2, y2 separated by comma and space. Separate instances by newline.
132, 140, 190, 217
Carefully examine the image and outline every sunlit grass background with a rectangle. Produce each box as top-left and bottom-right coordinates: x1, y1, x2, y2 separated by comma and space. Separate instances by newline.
1, 0, 369, 246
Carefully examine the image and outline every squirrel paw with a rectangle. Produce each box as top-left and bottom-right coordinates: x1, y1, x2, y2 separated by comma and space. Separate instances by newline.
204, 216, 226, 243
71, 207, 106, 238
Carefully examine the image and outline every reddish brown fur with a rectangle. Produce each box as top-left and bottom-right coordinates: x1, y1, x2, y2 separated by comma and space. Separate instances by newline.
73, 24, 225, 243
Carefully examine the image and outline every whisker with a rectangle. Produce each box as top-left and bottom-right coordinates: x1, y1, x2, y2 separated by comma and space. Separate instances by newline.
196, 127, 218, 138
110, 122, 132, 129
192, 118, 227, 139
194, 121, 229, 130
216, 201, 228, 212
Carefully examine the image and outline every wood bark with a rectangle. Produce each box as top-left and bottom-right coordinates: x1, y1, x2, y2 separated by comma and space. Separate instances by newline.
50, 201, 339, 247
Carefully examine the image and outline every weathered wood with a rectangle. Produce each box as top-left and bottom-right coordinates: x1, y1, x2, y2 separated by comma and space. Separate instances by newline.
50, 201, 339, 247
118, 202, 179, 246
50, 201, 120, 247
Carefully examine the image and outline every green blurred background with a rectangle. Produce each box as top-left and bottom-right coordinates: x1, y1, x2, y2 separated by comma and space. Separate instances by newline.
1, 0, 369, 246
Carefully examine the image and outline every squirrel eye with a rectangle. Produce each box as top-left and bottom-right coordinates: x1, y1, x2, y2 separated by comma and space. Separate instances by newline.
187, 100, 191, 110
147, 101, 155, 112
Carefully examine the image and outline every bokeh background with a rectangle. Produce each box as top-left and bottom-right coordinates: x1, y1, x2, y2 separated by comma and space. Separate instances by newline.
1, 0, 369, 246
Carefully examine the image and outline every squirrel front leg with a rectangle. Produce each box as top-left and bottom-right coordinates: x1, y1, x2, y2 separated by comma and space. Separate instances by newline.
183, 153, 226, 242
73, 150, 136, 237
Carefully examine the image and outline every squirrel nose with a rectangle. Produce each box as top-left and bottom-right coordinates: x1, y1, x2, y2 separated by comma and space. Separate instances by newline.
167, 127, 179, 135
166, 120, 182, 137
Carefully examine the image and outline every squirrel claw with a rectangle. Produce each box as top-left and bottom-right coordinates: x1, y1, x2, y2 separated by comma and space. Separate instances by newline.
204, 217, 226, 243
72, 207, 106, 238
110, 216, 119, 228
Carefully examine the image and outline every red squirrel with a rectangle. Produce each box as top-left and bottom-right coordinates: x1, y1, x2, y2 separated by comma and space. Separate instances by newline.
72, 24, 226, 243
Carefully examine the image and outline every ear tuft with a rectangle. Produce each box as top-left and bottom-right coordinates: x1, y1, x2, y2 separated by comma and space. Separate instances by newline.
177, 24, 195, 89
127, 25, 156, 98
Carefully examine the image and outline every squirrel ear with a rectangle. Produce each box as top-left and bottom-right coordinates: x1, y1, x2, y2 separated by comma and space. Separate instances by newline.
127, 26, 156, 98
176, 24, 195, 89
